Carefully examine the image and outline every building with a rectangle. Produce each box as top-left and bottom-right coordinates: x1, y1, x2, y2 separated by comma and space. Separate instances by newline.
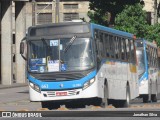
34, 0, 90, 25
142, 0, 160, 25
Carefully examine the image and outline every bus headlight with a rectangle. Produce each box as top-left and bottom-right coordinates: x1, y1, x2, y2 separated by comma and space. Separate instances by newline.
83, 78, 95, 90
29, 82, 40, 93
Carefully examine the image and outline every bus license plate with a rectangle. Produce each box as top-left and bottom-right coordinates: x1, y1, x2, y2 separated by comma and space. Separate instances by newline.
56, 91, 67, 96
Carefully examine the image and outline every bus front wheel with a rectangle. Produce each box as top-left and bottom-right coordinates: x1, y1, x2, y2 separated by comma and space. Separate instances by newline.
41, 101, 60, 110
124, 85, 130, 107
112, 85, 130, 108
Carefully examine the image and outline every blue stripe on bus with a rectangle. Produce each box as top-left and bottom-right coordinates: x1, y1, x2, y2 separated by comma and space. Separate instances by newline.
28, 70, 97, 90
90, 23, 134, 38
138, 72, 148, 84
137, 39, 149, 84
139, 39, 148, 84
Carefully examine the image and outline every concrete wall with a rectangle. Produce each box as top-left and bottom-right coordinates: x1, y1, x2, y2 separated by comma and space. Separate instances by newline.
0, 0, 32, 85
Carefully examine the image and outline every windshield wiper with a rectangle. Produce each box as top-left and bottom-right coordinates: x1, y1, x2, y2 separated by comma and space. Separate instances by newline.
64, 35, 77, 53
41, 38, 48, 45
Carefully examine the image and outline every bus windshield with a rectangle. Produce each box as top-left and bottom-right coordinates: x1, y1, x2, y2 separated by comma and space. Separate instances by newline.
28, 38, 94, 73
136, 50, 145, 76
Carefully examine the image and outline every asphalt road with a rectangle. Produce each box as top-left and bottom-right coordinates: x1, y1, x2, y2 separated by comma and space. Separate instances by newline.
0, 86, 160, 120
0, 86, 41, 111
0, 86, 160, 111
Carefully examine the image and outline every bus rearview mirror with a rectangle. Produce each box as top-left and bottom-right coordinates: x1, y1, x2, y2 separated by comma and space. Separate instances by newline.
20, 37, 27, 60
20, 42, 24, 54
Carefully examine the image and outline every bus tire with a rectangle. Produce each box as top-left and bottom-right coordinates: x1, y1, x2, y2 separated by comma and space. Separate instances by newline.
124, 85, 130, 107
116, 85, 130, 108
100, 83, 108, 108
142, 95, 149, 103
151, 82, 158, 102
41, 101, 60, 110
151, 94, 157, 102
66, 102, 85, 108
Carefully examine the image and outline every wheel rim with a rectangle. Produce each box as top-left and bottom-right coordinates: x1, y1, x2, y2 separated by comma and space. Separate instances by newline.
101, 84, 108, 107
104, 84, 107, 104
126, 86, 130, 107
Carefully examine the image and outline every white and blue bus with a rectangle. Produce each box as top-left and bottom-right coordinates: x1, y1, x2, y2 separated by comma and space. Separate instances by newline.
20, 22, 139, 109
135, 39, 160, 103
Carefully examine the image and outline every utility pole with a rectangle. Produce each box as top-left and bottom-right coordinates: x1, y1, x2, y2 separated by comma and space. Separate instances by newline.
154, 0, 158, 24
55, 0, 59, 23
32, 0, 36, 26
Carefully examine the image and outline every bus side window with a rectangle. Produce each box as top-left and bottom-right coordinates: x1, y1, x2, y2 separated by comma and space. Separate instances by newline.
100, 32, 105, 58
95, 30, 104, 60
146, 51, 149, 66
109, 35, 115, 59
94, 30, 98, 39
115, 36, 119, 59
130, 39, 135, 64
106, 35, 110, 58
123, 38, 127, 61
155, 49, 158, 67
154, 48, 157, 67
152, 48, 155, 67
147, 46, 151, 66
118, 37, 122, 59
121, 38, 125, 60
150, 47, 153, 67
125, 39, 129, 61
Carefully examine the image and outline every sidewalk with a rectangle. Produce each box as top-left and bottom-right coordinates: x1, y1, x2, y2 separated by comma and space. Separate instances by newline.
0, 83, 28, 89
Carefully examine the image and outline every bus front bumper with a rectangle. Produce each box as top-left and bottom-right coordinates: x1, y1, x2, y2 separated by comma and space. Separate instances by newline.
29, 80, 100, 101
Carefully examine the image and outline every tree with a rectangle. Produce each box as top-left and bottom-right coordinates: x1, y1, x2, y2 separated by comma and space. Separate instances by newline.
114, 3, 160, 46
115, 3, 149, 38
87, 10, 109, 26
88, 0, 140, 25
145, 24, 160, 46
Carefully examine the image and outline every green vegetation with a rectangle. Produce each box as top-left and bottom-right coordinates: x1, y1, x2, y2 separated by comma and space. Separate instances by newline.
88, 1, 160, 46
115, 3, 160, 46
115, 4, 148, 39
88, 0, 140, 25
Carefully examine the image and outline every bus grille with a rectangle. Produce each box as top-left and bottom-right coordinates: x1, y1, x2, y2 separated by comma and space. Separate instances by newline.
44, 90, 79, 97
